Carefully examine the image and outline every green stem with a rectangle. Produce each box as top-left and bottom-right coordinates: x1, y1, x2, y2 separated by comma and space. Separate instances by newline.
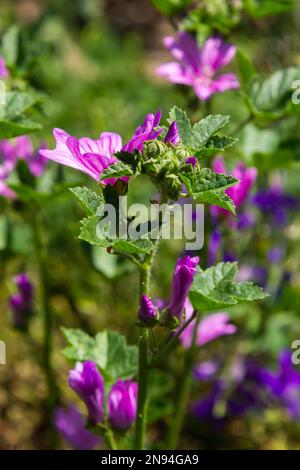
31, 212, 58, 432
104, 425, 117, 450
134, 193, 168, 449
167, 312, 200, 450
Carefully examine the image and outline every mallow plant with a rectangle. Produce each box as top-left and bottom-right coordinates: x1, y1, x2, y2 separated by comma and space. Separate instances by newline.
39, 108, 268, 450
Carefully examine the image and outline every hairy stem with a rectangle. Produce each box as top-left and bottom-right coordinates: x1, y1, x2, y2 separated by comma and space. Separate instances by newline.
134, 193, 168, 449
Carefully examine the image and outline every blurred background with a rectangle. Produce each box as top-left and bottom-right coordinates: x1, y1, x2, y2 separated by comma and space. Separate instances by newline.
0, 0, 300, 450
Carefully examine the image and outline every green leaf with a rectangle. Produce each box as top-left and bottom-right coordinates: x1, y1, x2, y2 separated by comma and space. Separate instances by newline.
1, 25, 20, 67
249, 67, 300, 117
236, 50, 257, 89
79, 215, 111, 247
169, 106, 193, 146
189, 262, 268, 312
100, 161, 135, 182
61, 328, 138, 381
192, 115, 230, 148
79, 215, 153, 254
0, 91, 42, 120
204, 135, 237, 151
70, 186, 104, 215
0, 118, 42, 139
180, 169, 238, 213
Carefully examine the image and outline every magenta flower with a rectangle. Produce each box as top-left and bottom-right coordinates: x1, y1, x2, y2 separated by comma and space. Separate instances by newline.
55, 405, 101, 450
139, 294, 158, 323
122, 111, 179, 152
180, 300, 236, 348
108, 379, 138, 429
68, 361, 105, 425
168, 255, 199, 319
0, 56, 9, 79
157, 32, 239, 101
211, 156, 257, 217
40, 128, 124, 185
9, 273, 34, 328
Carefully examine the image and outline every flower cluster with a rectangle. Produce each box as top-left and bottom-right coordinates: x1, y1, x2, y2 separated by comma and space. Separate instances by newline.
68, 360, 138, 430
9, 273, 34, 328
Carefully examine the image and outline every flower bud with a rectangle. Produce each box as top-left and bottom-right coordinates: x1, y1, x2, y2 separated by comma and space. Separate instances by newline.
68, 361, 105, 425
108, 379, 138, 429
139, 294, 158, 325
143, 140, 167, 160
168, 255, 199, 319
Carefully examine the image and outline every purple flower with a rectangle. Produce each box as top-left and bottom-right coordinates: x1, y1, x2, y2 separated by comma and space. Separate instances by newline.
139, 294, 158, 323
55, 405, 101, 450
122, 111, 179, 153
211, 157, 257, 217
0, 56, 9, 79
108, 379, 138, 429
157, 33, 239, 101
9, 273, 34, 328
180, 300, 236, 348
68, 361, 105, 425
40, 128, 124, 185
168, 255, 199, 319
252, 184, 298, 226
164, 121, 180, 146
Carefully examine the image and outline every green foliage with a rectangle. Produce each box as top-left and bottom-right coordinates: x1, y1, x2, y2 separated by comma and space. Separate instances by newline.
0, 91, 42, 138
248, 67, 300, 118
189, 262, 268, 312
180, 168, 238, 213
100, 161, 135, 181
61, 328, 138, 381
169, 107, 232, 155
70, 186, 104, 215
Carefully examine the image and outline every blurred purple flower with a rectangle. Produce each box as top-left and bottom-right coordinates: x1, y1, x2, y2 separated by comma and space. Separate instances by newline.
207, 228, 221, 266
193, 361, 219, 381
108, 379, 138, 429
55, 405, 101, 450
9, 273, 34, 328
139, 294, 158, 323
260, 350, 300, 419
157, 33, 239, 101
237, 210, 256, 230
180, 300, 236, 348
211, 157, 257, 217
68, 361, 105, 425
252, 184, 298, 226
268, 246, 283, 264
0, 56, 9, 79
0, 137, 48, 198
168, 255, 199, 319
